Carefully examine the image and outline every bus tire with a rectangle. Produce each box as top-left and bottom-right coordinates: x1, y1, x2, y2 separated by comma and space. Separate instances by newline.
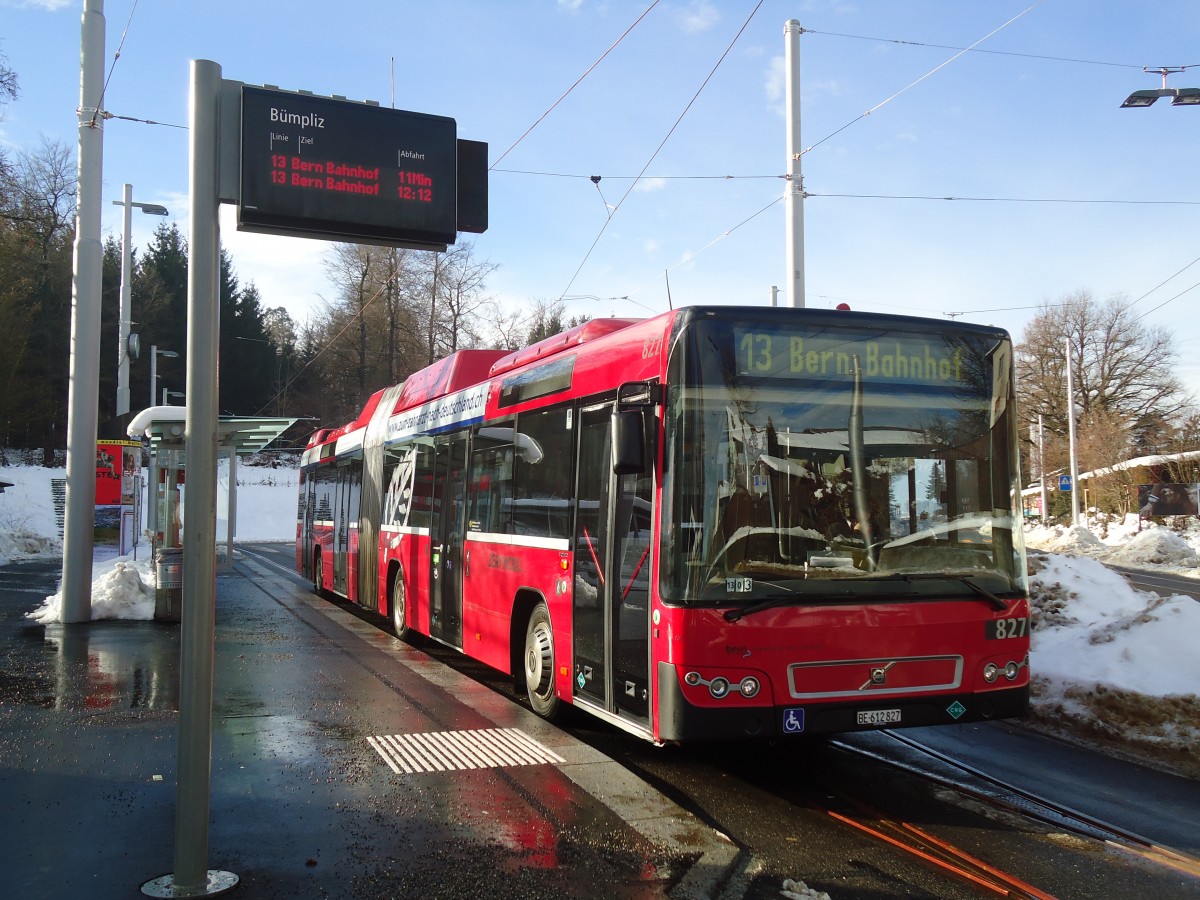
312, 551, 324, 596
390, 571, 411, 640
523, 603, 561, 720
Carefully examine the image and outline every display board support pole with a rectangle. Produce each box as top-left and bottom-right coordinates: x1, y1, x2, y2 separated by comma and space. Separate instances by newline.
141, 57, 238, 898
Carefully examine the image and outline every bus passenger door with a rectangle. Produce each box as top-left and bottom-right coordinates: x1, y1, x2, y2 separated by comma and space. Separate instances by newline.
430, 433, 467, 648
333, 462, 351, 595
573, 403, 652, 726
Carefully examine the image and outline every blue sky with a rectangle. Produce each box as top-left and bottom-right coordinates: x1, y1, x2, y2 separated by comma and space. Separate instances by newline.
3, 1, 1200, 394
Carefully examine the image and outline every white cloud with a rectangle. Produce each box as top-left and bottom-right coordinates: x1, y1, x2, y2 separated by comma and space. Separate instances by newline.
643, 238, 660, 255
766, 56, 786, 104
679, 1, 719, 35
634, 177, 667, 193
3, 0, 72, 10
557, 0, 584, 13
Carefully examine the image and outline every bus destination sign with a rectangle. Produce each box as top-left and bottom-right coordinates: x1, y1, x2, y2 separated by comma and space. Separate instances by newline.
239, 85, 458, 247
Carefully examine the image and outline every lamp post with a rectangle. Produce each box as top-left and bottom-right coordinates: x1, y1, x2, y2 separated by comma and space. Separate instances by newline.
1065, 337, 1081, 528
112, 185, 168, 416
150, 345, 179, 409
784, 19, 805, 308
1121, 66, 1200, 107
162, 389, 185, 405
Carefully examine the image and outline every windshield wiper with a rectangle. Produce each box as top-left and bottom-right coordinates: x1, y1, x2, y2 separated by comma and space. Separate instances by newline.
723, 588, 861, 622
880, 573, 1010, 610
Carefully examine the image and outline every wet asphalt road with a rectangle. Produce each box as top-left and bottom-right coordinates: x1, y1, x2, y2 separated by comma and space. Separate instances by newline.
4, 547, 1198, 899
248, 542, 1200, 898
0, 553, 717, 899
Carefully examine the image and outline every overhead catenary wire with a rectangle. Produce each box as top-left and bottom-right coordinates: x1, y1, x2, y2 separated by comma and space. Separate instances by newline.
801, 28, 1160, 71
492, 169, 1200, 206
801, 3, 1043, 158
490, 0, 662, 171
88, 0, 140, 128
558, 0, 766, 301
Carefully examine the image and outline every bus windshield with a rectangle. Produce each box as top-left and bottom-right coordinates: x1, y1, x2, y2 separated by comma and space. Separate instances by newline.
660, 313, 1027, 605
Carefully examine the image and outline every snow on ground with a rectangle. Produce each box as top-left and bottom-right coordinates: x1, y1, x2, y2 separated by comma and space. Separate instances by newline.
1021, 516, 1200, 776
2, 462, 1198, 778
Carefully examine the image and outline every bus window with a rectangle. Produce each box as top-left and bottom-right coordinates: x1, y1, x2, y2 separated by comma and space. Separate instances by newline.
469, 424, 515, 534
511, 406, 574, 539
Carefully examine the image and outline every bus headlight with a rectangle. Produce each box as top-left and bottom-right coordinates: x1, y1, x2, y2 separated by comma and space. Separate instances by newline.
983, 663, 999, 683
683, 670, 764, 701
1004, 661, 1021, 681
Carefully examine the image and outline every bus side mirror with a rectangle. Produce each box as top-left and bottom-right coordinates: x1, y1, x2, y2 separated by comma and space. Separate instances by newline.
612, 410, 645, 475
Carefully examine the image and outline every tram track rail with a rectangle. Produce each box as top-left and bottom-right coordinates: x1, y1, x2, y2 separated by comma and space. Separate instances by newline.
821, 791, 1057, 899
829, 729, 1200, 885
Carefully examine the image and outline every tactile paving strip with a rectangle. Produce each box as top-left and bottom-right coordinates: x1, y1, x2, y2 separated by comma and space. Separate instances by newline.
366, 726, 565, 774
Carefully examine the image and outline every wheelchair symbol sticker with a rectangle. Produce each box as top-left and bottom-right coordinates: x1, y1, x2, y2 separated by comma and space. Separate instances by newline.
782, 707, 805, 734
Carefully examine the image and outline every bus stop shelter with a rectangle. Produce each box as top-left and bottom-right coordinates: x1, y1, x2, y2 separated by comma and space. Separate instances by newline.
127, 406, 297, 575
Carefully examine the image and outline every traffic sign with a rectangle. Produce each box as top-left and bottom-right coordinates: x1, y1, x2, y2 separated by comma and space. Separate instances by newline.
1058, 474, 1072, 491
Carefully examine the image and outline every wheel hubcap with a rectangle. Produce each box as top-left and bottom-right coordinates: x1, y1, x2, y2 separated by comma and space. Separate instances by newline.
526, 623, 552, 696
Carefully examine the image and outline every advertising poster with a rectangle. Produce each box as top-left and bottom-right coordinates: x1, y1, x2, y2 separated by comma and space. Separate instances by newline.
1136, 483, 1200, 517
95, 441, 143, 557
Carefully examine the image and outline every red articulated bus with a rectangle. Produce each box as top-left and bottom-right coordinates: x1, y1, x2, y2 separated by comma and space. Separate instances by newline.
297, 306, 1030, 742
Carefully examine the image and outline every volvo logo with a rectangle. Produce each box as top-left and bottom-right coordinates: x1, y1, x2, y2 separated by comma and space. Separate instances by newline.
859, 661, 896, 691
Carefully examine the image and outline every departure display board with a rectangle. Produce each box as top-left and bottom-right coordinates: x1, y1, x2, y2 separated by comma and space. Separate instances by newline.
238, 86, 458, 247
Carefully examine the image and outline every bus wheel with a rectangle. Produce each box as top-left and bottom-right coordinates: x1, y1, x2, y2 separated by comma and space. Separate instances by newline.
523, 603, 561, 720
390, 573, 411, 640
312, 552, 323, 596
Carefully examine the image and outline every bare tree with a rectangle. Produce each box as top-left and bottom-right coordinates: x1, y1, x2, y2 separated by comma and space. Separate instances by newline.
1, 139, 76, 273
1016, 291, 1193, 481
414, 241, 497, 363
0, 47, 18, 184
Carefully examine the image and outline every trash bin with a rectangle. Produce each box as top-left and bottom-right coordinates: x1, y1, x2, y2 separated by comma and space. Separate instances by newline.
154, 546, 183, 622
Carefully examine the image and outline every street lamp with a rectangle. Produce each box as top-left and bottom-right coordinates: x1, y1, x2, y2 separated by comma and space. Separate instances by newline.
1065, 337, 1081, 528
150, 345, 179, 409
112, 184, 169, 415
1121, 66, 1200, 107
162, 389, 185, 405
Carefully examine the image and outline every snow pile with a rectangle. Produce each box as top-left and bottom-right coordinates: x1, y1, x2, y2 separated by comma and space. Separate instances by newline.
1025, 521, 1200, 775
781, 879, 831, 900
1106, 527, 1199, 567
29, 556, 156, 623
0, 529, 59, 561
1029, 554, 1200, 696
1024, 522, 1107, 555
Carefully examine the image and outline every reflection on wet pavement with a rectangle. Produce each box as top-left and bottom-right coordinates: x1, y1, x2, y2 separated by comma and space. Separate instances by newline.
42, 622, 180, 711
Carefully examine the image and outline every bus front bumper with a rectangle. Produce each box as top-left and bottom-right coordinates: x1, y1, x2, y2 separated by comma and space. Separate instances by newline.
655, 661, 1030, 742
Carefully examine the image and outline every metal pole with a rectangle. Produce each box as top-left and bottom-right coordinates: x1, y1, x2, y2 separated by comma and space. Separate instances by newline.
150, 345, 158, 411
161, 57, 237, 896
1038, 414, 1048, 525
1065, 337, 1081, 527
146, 344, 159, 549
117, 183, 133, 416
60, 0, 105, 624
784, 19, 805, 308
